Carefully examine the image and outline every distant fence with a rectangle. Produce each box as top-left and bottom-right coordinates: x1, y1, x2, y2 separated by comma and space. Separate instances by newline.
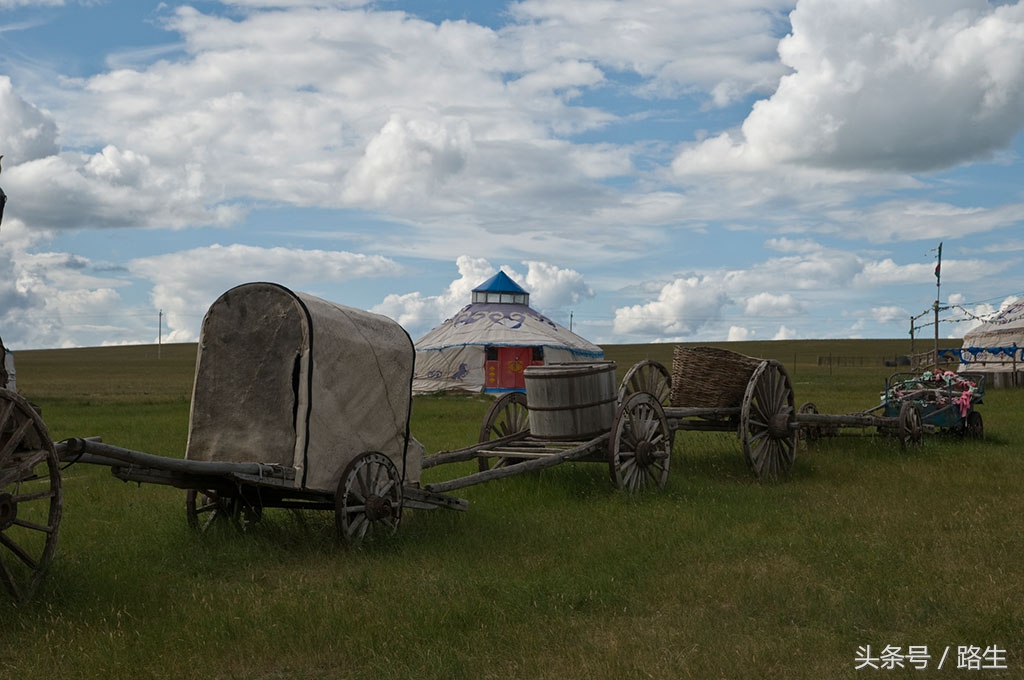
812, 351, 1022, 388
816, 355, 913, 368
814, 352, 973, 369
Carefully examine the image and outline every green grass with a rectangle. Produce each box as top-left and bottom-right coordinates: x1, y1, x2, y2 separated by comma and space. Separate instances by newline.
2, 341, 1022, 678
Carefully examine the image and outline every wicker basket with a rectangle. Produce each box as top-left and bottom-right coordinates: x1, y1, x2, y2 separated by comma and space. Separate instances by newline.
670, 346, 764, 408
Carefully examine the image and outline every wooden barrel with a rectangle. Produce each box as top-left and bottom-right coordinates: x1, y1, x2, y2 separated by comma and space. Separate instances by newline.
524, 362, 618, 439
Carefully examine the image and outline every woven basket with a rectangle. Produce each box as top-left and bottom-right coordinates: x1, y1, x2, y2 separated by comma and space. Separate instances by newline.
670, 346, 764, 408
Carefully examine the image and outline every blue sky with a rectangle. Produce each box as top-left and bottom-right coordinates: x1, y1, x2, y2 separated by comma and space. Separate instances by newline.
1, 0, 1023, 349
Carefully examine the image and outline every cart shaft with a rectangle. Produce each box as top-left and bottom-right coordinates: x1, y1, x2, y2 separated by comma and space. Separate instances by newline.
58, 438, 296, 482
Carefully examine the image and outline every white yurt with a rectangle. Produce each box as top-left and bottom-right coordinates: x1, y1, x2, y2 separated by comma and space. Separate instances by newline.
412, 272, 604, 394
957, 298, 1024, 388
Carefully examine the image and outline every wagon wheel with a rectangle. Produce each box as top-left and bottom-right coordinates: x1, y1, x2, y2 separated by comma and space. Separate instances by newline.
797, 402, 822, 444
608, 392, 671, 492
898, 402, 924, 447
0, 389, 62, 603
964, 411, 984, 440
618, 360, 671, 405
477, 391, 529, 472
740, 360, 797, 479
336, 452, 402, 543
185, 490, 260, 532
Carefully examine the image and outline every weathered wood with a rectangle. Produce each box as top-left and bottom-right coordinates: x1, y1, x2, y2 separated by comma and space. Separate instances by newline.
425, 433, 609, 494
60, 438, 295, 480
402, 486, 469, 511
422, 430, 529, 469
794, 412, 893, 429
663, 406, 741, 420
524, 362, 617, 439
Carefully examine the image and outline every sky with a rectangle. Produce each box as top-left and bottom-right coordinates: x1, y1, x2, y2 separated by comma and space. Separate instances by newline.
1, 0, 1023, 350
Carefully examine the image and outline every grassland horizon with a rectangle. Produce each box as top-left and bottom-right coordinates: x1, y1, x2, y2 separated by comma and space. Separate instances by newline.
2, 338, 1020, 679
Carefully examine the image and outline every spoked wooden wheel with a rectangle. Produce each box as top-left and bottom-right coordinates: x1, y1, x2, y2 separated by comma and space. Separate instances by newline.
336, 452, 402, 543
186, 490, 260, 532
0, 390, 62, 603
740, 360, 797, 479
608, 392, 671, 492
477, 391, 529, 472
898, 402, 924, 447
618, 360, 671, 405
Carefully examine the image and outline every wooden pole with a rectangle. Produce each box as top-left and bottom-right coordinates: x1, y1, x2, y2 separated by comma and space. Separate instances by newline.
933, 242, 942, 371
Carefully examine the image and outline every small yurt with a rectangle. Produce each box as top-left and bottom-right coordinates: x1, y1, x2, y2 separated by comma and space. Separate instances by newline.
957, 298, 1024, 388
412, 272, 604, 394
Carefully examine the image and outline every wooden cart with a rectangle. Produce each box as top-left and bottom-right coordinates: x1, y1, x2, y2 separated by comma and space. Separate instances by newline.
19, 290, 942, 604
606, 348, 929, 479
421, 362, 672, 495
0, 286, 676, 603
794, 370, 984, 447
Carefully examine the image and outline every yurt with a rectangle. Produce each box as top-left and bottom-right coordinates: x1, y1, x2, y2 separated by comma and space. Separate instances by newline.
412, 272, 604, 394
957, 298, 1024, 388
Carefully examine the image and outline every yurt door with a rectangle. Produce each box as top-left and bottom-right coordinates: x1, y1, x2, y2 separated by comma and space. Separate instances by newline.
486, 346, 542, 390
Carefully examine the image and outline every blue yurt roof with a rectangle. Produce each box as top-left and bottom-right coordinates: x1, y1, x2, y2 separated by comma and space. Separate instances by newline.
473, 271, 528, 294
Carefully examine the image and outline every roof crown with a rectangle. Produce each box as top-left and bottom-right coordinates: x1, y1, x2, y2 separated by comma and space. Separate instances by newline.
472, 271, 529, 305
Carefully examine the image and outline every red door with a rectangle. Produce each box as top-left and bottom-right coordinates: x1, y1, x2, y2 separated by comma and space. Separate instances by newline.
485, 346, 541, 390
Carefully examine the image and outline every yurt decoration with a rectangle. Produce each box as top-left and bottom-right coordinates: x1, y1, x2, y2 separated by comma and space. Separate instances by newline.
412, 272, 603, 394
955, 298, 1024, 388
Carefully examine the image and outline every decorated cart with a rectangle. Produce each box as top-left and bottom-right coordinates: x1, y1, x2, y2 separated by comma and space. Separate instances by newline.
880, 370, 984, 438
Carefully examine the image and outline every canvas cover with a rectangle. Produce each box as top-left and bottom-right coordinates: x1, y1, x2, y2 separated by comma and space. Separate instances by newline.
957, 299, 1024, 373
185, 282, 418, 493
412, 302, 604, 394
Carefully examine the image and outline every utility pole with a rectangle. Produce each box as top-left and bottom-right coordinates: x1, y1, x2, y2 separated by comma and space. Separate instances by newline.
933, 242, 942, 370
909, 315, 915, 357
158, 309, 163, 359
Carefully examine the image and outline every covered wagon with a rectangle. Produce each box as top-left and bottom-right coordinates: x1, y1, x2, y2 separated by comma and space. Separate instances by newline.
182, 282, 423, 528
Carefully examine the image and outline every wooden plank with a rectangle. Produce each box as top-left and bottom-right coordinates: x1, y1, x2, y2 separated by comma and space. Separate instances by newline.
425, 433, 609, 494
663, 406, 741, 420
402, 486, 469, 512
421, 431, 530, 469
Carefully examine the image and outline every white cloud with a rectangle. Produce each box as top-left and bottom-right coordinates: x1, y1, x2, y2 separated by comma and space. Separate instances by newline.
743, 291, 804, 316
373, 255, 491, 332
130, 244, 402, 342
342, 115, 473, 208
0, 226, 135, 349
613, 276, 730, 337
0, 77, 59, 162
522, 260, 593, 312
871, 305, 909, 324
728, 325, 754, 341
2, 1, 1022, 351
772, 324, 796, 340
764, 237, 824, 254
507, 0, 793, 106
674, 0, 1024, 174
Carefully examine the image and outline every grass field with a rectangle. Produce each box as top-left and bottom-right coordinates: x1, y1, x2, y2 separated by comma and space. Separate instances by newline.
2, 340, 1022, 679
